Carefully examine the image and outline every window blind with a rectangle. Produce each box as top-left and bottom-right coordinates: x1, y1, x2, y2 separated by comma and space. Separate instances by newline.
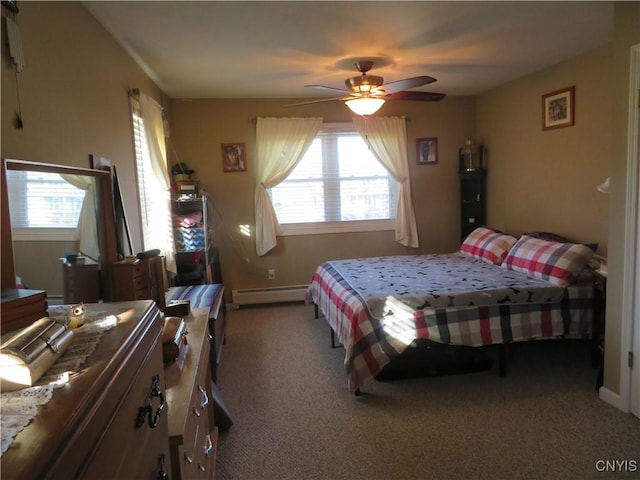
130, 97, 174, 254
6, 170, 84, 241
131, 98, 157, 251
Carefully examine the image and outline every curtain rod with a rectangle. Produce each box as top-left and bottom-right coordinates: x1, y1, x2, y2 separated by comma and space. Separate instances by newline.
249, 115, 410, 123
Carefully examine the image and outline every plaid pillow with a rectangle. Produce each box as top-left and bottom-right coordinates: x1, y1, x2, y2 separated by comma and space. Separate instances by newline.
502, 235, 594, 286
459, 227, 518, 265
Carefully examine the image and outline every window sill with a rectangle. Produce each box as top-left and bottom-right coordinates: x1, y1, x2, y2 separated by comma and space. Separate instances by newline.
278, 219, 395, 236
12, 228, 77, 242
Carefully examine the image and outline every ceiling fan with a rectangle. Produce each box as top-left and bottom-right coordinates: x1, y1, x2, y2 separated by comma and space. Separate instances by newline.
286, 61, 446, 115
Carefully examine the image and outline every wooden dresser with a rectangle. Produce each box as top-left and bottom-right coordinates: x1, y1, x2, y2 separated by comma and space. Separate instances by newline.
0, 288, 47, 333
62, 261, 100, 304
112, 256, 166, 309
1, 301, 171, 479
165, 307, 217, 479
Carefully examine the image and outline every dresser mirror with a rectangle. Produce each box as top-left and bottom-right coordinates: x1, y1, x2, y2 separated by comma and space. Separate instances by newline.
1, 159, 118, 306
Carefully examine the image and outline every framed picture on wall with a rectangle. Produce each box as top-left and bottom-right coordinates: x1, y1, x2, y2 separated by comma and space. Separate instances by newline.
542, 86, 575, 131
222, 143, 247, 172
416, 137, 438, 165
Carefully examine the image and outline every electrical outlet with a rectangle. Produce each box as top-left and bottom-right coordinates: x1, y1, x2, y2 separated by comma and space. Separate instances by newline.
267, 268, 276, 279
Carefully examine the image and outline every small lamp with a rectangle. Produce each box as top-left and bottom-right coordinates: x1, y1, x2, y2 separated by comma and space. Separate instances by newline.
597, 177, 610, 194
345, 97, 385, 116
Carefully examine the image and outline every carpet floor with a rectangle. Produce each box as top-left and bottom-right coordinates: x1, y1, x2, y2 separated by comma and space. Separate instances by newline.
214, 303, 639, 480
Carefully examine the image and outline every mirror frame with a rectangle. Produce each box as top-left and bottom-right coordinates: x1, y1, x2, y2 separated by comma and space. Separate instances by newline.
1, 158, 118, 302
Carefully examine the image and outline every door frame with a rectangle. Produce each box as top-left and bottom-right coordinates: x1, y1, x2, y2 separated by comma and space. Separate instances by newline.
629, 44, 640, 418
604, 44, 640, 415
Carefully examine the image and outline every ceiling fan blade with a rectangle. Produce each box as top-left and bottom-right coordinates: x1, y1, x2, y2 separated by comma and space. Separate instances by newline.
386, 91, 446, 102
382, 75, 437, 93
304, 84, 350, 94
284, 96, 351, 107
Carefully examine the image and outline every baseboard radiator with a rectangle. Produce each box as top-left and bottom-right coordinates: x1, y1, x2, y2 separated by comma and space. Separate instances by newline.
46, 294, 64, 306
231, 284, 308, 309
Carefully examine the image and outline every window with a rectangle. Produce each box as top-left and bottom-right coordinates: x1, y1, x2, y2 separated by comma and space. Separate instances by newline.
270, 124, 398, 235
6, 170, 84, 241
130, 94, 175, 271
130, 95, 174, 259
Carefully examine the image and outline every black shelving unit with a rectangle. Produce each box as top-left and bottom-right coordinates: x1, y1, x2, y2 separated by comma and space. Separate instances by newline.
458, 145, 486, 242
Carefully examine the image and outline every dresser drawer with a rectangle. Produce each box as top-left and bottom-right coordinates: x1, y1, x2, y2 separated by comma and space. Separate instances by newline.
132, 275, 149, 290
135, 282, 152, 298
178, 386, 214, 479
192, 380, 214, 476
166, 308, 216, 479
129, 263, 148, 278
81, 336, 170, 479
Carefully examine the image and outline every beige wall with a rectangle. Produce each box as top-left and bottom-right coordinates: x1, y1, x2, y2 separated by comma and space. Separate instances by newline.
169, 97, 475, 292
1, 2, 163, 293
476, 45, 611, 255
13, 241, 76, 296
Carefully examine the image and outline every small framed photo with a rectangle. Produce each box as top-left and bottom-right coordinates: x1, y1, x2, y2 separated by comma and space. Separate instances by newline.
222, 143, 247, 172
416, 137, 438, 165
542, 86, 574, 131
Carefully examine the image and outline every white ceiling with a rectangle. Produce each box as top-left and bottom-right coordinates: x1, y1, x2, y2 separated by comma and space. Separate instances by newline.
83, 1, 613, 100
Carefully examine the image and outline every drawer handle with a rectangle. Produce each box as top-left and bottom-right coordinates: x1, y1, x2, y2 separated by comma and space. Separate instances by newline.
157, 453, 168, 480
198, 384, 209, 409
184, 452, 193, 464
192, 406, 201, 417
136, 374, 165, 429
204, 433, 213, 455
198, 463, 206, 472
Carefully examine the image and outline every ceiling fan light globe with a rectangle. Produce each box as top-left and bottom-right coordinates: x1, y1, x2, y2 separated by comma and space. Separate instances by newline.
345, 97, 385, 116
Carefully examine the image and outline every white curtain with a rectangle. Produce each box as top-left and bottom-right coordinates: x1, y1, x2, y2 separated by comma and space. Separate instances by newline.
353, 116, 420, 248
139, 92, 176, 274
255, 117, 322, 256
61, 174, 100, 261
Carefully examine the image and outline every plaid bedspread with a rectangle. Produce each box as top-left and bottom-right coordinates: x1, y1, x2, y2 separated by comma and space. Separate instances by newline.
306, 254, 594, 392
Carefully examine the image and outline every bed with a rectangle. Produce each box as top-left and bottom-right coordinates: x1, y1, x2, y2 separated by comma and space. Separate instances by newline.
306, 228, 596, 393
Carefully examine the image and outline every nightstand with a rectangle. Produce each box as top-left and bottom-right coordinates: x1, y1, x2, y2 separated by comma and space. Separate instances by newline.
62, 260, 100, 304
592, 268, 607, 390
112, 256, 166, 309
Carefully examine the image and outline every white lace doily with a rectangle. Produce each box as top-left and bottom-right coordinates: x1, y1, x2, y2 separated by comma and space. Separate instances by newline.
1, 307, 118, 455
